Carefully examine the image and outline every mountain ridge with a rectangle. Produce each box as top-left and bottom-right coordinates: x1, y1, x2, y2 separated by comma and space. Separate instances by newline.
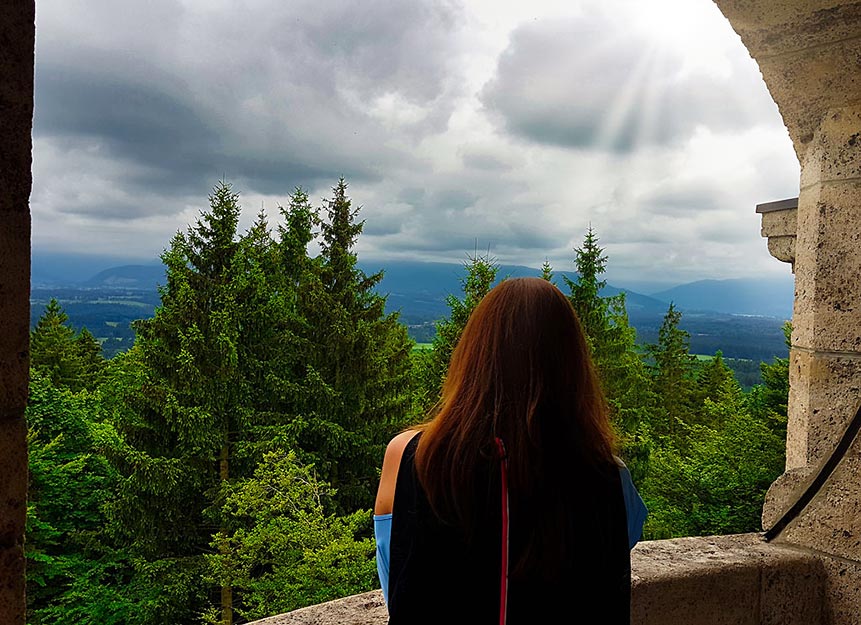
61, 258, 794, 320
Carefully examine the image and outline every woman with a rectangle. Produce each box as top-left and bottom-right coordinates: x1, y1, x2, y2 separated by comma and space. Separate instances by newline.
374, 277, 646, 624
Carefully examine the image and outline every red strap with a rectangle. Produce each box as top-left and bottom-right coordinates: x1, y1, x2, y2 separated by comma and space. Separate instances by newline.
495, 437, 509, 625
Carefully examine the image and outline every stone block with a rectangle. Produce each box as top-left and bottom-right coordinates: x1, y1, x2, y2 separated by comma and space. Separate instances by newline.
0, 417, 27, 551
800, 106, 861, 188
717, 2, 861, 58
248, 590, 386, 625
762, 465, 817, 530
760, 546, 825, 625
0, 211, 30, 419
786, 349, 861, 468
779, 432, 861, 562
760, 207, 798, 237
756, 38, 861, 153
766, 235, 796, 265
817, 553, 861, 625
792, 182, 861, 352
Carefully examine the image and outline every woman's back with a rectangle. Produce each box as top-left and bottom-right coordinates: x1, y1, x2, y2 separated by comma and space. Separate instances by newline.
387, 433, 630, 624
376, 278, 639, 623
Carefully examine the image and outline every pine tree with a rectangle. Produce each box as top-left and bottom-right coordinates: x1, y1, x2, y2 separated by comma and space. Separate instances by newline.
106, 181, 260, 625
646, 303, 697, 442
285, 179, 413, 512
422, 251, 499, 407
563, 229, 654, 478
694, 351, 737, 411
31, 299, 105, 392
540, 259, 554, 283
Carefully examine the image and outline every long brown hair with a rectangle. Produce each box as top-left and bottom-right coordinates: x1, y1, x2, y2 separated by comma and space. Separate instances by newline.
414, 277, 616, 576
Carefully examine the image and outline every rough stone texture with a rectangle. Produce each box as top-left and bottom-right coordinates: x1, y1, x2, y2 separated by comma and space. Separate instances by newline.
715, 1, 861, 158
0, 2, 34, 625
631, 535, 824, 625
799, 106, 861, 189
250, 536, 828, 625
756, 38, 861, 152
778, 429, 861, 562
766, 235, 796, 265
786, 350, 861, 469
759, 207, 798, 265
817, 553, 861, 625
760, 207, 798, 238
248, 590, 386, 625
792, 187, 861, 354
762, 465, 816, 530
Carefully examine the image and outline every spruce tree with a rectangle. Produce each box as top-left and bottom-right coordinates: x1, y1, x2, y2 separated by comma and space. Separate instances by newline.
564, 229, 654, 478
540, 259, 555, 284
646, 303, 697, 442
106, 181, 259, 625
31, 299, 104, 392
286, 179, 413, 512
422, 251, 499, 407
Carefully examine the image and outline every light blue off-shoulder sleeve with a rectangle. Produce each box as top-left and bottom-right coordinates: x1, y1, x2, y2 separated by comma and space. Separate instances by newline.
374, 513, 392, 606
619, 463, 648, 549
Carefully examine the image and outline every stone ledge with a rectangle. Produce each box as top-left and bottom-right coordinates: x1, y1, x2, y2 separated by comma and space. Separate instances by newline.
249, 534, 826, 625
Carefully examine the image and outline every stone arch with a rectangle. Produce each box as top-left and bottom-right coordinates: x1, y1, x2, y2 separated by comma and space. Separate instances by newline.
2, 2, 860, 623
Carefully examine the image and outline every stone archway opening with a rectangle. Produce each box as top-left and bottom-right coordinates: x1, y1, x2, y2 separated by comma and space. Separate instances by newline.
2, 2, 861, 624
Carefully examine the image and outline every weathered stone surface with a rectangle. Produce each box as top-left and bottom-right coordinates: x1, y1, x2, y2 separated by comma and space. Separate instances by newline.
0, 418, 27, 552
248, 590, 386, 625
631, 535, 826, 625
792, 183, 861, 353
0, 546, 25, 625
786, 349, 861, 468
779, 431, 861, 562
766, 235, 796, 265
0, 3, 33, 625
800, 106, 861, 189
818, 554, 861, 625
0, 213, 31, 418
757, 36, 861, 153
760, 207, 798, 238
762, 465, 817, 530
717, 2, 861, 58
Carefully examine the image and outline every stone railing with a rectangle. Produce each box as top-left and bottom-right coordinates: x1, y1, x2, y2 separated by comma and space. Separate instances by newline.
249, 534, 829, 625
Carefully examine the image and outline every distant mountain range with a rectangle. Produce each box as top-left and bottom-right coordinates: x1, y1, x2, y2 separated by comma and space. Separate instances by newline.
35, 255, 794, 321
30, 253, 794, 363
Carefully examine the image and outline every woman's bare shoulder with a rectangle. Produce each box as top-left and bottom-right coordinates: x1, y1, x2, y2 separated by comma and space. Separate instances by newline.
374, 429, 420, 516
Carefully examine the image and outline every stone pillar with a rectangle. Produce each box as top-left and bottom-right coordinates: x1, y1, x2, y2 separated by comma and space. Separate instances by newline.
0, 2, 34, 623
716, 1, 861, 621
788, 106, 861, 470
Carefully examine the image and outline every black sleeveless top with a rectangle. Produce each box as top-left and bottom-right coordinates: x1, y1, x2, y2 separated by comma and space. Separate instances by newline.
388, 434, 631, 624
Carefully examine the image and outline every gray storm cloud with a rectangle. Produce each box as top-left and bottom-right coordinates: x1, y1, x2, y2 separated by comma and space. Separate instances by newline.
480, 14, 780, 151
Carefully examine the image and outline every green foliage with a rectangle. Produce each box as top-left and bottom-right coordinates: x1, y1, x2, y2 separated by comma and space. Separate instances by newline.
419, 251, 499, 410
564, 229, 654, 481
276, 179, 414, 512
206, 451, 376, 621
25, 207, 795, 621
30, 299, 105, 392
26, 373, 132, 624
645, 303, 698, 441
641, 387, 785, 538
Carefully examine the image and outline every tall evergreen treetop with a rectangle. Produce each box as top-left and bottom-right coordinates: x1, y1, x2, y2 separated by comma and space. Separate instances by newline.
278, 188, 318, 290
31, 299, 105, 392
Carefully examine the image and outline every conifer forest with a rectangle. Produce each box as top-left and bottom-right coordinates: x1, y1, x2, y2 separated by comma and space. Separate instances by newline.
26, 180, 789, 624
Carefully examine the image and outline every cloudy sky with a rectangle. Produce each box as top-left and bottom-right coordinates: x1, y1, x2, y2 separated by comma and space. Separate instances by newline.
32, 0, 800, 289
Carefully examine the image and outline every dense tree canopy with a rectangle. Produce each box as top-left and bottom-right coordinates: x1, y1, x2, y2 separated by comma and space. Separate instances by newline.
25, 187, 789, 623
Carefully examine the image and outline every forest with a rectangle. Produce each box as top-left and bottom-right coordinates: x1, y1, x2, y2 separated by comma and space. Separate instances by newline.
26, 180, 788, 624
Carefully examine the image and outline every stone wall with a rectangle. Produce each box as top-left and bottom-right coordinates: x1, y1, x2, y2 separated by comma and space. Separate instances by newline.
0, 2, 34, 624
